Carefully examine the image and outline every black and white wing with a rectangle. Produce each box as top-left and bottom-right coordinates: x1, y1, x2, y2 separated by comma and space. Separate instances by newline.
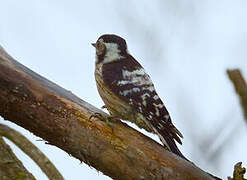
102, 55, 185, 158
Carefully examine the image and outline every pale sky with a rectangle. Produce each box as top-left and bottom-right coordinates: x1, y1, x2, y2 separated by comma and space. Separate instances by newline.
1, 1, 247, 179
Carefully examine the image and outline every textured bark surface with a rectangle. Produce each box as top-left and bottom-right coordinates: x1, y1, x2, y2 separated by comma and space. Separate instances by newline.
228, 162, 246, 180
0, 45, 217, 180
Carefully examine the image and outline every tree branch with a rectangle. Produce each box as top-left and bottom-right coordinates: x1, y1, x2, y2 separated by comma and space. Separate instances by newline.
0, 45, 217, 179
0, 124, 64, 180
0, 136, 35, 179
227, 69, 247, 120
228, 162, 246, 180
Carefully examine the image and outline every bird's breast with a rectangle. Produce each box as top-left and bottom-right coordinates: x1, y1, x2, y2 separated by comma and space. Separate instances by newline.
94, 65, 154, 133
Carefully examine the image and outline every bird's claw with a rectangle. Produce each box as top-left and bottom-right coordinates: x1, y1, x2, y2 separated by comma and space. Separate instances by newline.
89, 112, 114, 131
89, 112, 103, 120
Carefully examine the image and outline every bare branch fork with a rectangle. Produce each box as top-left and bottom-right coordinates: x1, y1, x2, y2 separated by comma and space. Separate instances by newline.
0, 45, 217, 179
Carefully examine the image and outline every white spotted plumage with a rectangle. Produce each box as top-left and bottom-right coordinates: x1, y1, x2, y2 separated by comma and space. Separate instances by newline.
93, 34, 186, 159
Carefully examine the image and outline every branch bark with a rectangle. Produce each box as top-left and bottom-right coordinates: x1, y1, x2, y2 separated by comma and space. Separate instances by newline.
228, 162, 246, 180
0, 124, 64, 180
227, 69, 247, 120
0, 136, 35, 180
0, 45, 217, 180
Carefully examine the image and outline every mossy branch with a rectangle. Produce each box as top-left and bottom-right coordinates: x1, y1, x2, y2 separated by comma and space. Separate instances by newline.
0, 136, 35, 180
228, 162, 246, 180
0, 45, 218, 179
0, 124, 64, 180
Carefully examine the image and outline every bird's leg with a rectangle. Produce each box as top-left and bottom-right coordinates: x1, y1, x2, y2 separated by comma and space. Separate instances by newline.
89, 112, 117, 131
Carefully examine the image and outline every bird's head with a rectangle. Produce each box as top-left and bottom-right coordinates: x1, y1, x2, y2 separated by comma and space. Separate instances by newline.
92, 34, 128, 64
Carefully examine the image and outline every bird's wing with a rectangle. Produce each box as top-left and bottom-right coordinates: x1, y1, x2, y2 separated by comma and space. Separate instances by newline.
102, 58, 184, 156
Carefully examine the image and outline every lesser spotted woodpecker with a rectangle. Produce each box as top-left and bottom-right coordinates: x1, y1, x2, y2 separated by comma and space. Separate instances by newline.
92, 34, 186, 159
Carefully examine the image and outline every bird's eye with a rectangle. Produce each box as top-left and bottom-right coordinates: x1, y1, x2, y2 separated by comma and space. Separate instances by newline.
95, 41, 100, 48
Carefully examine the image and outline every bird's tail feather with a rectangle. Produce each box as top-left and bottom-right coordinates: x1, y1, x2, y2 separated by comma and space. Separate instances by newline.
152, 124, 188, 160
161, 134, 188, 160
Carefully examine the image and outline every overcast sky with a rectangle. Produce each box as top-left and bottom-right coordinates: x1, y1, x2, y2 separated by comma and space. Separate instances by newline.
1, 1, 247, 179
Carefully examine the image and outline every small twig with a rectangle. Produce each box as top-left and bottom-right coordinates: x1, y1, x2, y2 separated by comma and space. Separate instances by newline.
228, 162, 246, 180
0, 124, 64, 180
227, 69, 247, 120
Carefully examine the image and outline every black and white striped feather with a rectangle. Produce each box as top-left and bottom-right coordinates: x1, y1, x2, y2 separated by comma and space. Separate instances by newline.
93, 34, 186, 159
102, 56, 185, 158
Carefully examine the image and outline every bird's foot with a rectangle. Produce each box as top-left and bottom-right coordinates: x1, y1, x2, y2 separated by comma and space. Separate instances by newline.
101, 105, 107, 109
89, 112, 115, 131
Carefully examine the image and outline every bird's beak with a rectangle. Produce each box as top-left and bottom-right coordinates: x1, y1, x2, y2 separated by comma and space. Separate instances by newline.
91, 43, 96, 48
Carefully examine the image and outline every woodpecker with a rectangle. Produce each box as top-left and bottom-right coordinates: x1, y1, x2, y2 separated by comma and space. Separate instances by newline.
92, 34, 185, 159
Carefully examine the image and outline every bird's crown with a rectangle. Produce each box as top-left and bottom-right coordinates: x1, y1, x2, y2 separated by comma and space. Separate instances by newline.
98, 34, 127, 50
92, 34, 128, 64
